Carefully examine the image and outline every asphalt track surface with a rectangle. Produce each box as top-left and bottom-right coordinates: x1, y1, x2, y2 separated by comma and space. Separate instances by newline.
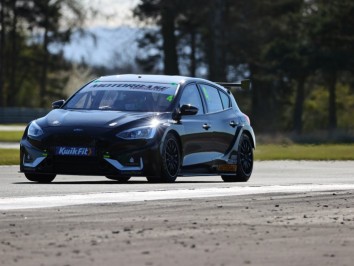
1, 161, 354, 265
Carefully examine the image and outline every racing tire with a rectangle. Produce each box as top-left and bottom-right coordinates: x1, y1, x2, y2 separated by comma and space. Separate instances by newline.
221, 133, 253, 182
147, 133, 180, 183
105, 176, 131, 182
24, 173, 56, 183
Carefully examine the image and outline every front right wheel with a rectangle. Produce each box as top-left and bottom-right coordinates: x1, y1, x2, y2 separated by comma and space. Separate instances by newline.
105, 176, 131, 182
24, 173, 56, 183
147, 133, 180, 183
222, 133, 253, 182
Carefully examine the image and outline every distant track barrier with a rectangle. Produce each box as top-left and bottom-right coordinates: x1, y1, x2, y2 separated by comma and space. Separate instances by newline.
0, 108, 50, 124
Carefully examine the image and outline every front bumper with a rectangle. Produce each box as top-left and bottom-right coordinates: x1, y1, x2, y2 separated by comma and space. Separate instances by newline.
20, 135, 161, 177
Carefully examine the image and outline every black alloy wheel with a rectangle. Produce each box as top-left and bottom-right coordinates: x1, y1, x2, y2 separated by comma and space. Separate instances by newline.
24, 173, 56, 183
222, 133, 253, 182
147, 133, 180, 183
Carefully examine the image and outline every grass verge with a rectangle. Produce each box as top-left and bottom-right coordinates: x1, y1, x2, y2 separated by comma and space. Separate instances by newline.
0, 144, 353, 165
0, 149, 19, 165
0, 131, 23, 142
255, 144, 354, 160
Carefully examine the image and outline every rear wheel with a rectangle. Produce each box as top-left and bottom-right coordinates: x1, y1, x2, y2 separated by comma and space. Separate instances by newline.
105, 176, 131, 182
222, 133, 253, 182
147, 133, 180, 183
24, 173, 56, 183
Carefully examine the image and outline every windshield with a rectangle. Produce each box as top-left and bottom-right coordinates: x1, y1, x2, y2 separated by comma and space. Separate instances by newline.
64, 81, 178, 112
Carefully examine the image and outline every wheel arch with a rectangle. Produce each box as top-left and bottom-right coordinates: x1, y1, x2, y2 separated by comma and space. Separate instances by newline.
165, 129, 183, 160
166, 129, 183, 158
239, 125, 256, 149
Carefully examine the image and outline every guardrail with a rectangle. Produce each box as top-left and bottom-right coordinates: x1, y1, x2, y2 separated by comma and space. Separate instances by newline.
0, 108, 50, 124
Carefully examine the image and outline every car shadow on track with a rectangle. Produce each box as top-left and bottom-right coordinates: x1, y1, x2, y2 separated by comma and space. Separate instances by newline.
14, 180, 224, 185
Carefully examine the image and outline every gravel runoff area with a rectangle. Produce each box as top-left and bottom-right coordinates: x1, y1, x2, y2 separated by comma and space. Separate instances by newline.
1, 191, 354, 266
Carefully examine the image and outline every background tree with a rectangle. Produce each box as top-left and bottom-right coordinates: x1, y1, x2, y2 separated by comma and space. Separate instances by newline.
0, 0, 5, 107
1, 0, 353, 137
0, 0, 85, 108
308, 0, 354, 133
134, 0, 354, 136
134, 0, 180, 75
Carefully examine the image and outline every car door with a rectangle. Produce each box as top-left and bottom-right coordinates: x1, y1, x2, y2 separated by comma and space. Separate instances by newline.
177, 83, 215, 167
197, 83, 237, 158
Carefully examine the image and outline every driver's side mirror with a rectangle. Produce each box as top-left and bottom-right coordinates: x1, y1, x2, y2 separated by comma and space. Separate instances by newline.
180, 104, 198, 116
52, 99, 65, 109
172, 104, 198, 121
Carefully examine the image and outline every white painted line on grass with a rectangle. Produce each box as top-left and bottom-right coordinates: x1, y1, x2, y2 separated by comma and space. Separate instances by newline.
0, 142, 20, 149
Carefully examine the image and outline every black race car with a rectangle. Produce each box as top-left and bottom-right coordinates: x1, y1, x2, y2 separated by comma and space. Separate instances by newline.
20, 74, 256, 183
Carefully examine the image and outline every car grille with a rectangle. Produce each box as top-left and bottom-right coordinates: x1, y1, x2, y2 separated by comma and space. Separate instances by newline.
53, 156, 116, 175
47, 134, 96, 146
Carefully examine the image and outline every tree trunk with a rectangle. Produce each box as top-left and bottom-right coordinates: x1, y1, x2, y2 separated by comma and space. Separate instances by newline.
293, 75, 306, 134
328, 70, 337, 133
249, 63, 260, 125
208, 0, 226, 81
161, 3, 179, 75
40, 4, 49, 107
0, 0, 5, 107
8, 0, 17, 107
189, 29, 196, 77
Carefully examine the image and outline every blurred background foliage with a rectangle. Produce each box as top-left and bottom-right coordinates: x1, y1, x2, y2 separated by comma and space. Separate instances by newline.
0, 0, 353, 137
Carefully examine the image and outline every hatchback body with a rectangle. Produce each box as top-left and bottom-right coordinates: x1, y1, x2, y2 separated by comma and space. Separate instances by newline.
20, 74, 255, 183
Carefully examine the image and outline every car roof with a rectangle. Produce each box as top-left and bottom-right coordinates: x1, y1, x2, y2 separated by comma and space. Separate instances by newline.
96, 74, 215, 86
95, 74, 231, 95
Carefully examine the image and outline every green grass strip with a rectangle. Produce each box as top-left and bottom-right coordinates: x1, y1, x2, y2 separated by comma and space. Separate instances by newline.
0, 131, 23, 142
255, 144, 354, 160
0, 144, 353, 166
0, 149, 19, 165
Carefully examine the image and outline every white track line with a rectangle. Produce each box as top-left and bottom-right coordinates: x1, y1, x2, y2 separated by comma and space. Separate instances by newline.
1, 184, 354, 210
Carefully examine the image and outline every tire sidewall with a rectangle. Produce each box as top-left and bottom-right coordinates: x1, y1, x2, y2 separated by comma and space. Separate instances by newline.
237, 134, 253, 180
160, 133, 180, 182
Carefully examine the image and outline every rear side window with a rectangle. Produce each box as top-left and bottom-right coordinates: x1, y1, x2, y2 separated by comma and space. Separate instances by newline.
200, 84, 223, 113
219, 91, 231, 109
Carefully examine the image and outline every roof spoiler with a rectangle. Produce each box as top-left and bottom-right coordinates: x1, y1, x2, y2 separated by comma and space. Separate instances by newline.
216, 79, 251, 91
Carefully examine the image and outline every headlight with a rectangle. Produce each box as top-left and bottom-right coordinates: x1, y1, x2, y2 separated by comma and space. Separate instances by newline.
117, 126, 157, 140
28, 121, 44, 137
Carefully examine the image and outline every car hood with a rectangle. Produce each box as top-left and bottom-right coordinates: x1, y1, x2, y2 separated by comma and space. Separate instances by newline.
38, 109, 165, 128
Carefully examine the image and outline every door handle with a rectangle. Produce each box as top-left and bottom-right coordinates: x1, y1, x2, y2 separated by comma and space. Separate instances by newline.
202, 123, 211, 130
229, 121, 238, 128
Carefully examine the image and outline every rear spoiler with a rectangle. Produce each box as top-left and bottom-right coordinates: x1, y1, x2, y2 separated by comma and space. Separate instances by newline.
216, 79, 251, 91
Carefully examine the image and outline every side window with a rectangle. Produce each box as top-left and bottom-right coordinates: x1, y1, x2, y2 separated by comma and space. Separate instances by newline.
219, 91, 231, 109
179, 84, 204, 115
200, 84, 223, 113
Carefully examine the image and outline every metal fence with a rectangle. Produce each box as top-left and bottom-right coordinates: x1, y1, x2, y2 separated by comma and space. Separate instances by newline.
0, 108, 50, 124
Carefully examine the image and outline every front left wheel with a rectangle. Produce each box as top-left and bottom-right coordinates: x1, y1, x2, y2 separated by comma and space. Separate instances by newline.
147, 133, 181, 183
24, 173, 56, 183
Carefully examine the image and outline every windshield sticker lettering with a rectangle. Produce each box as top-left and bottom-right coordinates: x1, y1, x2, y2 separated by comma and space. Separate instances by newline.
92, 83, 169, 92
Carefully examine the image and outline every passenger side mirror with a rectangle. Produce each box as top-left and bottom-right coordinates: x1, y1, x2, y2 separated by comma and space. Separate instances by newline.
52, 99, 65, 109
